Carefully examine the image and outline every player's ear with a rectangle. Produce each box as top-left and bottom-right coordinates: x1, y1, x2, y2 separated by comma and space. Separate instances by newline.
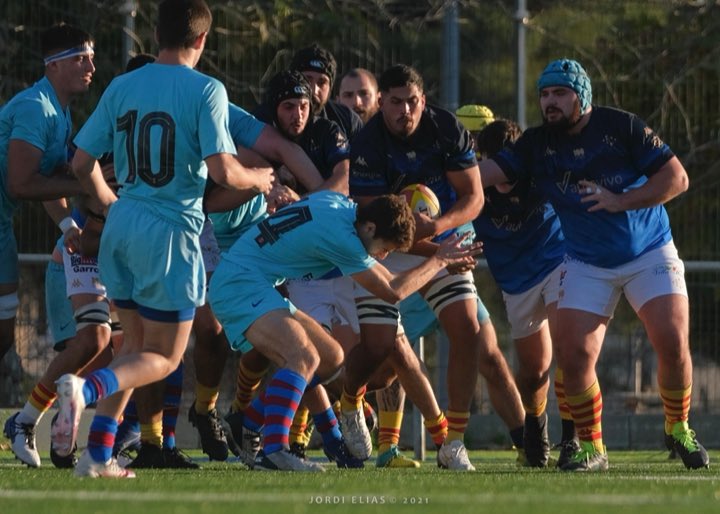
193, 31, 208, 50
358, 221, 376, 239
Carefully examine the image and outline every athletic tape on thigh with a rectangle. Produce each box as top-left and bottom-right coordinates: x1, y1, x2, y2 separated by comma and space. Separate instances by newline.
356, 297, 400, 326
74, 299, 111, 331
0, 292, 19, 320
423, 273, 477, 316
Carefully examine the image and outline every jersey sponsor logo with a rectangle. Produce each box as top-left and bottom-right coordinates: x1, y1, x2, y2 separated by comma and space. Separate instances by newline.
354, 156, 368, 167
555, 170, 572, 194
573, 148, 585, 159
72, 278, 83, 289
251, 299, 264, 308
406, 151, 417, 161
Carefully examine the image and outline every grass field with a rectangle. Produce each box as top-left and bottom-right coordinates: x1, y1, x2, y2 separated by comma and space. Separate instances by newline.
1, 449, 718, 514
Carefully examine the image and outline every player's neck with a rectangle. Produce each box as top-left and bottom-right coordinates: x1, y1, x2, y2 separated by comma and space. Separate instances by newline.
156, 47, 201, 68
45, 75, 75, 109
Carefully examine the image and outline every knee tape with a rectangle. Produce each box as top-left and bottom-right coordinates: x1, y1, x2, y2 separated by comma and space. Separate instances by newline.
74, 300, 112, 331
356, 298, 400, 326
424, 273, 477, 316
0, 292, 19, 320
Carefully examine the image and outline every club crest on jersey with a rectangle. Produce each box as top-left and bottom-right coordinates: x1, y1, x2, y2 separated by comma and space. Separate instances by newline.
603, 134, 617, 148
406, 151, 416, 161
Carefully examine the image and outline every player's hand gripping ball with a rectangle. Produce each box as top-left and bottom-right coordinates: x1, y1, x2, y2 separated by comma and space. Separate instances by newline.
400, 183, 441, 220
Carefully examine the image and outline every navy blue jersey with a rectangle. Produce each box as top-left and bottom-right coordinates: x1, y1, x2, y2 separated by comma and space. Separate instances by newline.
320, 100, 363, 141
473, 180, 565, 294
253, 105, 349, 182
349, 104, 477, 215
495, 106, 674, 268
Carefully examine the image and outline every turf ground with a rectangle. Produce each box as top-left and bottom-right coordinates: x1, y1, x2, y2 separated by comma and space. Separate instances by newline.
0, 449, 718, 514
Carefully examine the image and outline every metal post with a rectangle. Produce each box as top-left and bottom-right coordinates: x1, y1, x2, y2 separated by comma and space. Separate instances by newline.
441, 1, 460, 111
515, 0, 528, 128
120, 0, 138, 67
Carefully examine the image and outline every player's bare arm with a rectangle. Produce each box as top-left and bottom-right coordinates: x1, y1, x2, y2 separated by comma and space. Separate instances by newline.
204, 147, 273, 213
579, 156, 689, 213
351, 233, 481, 303
205, 152, 274, 196
415, 166, 484, 240
7, 139, 83, 200
252, 125, 324, 191
478, 158, 512, 188
71, 148, 117, 212
319, 159, 350, 195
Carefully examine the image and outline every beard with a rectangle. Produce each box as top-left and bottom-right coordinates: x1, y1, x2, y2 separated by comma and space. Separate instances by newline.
542, 100, 583, 131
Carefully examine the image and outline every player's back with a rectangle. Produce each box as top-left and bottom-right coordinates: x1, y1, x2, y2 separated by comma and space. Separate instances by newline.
224, 191, 372, 284
93, 63, 233, 232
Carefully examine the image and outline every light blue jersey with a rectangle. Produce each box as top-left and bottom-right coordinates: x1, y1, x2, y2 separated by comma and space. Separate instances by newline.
0, 77, 71, 221
209, 103, 268, 251
74, 63, 236, 233
210, 191, 376, 352
221, 190, 376, 283
0, 76, 71, 283
228, 102, 264, 149
74, 63, 236, 312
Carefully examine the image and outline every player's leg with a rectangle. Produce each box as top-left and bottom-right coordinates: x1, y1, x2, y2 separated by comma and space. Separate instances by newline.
189, 302, 230, 461
244, 309, 324, 472
625, 244, 708, 469
341, 319, 396, 461
512, 325, 552, 467
423, 271, 484, 471
0, 226, 19, 362
503, 277, 557, 468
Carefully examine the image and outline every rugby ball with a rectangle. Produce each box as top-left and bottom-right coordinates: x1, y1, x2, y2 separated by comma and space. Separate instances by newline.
400, 183, 441, 219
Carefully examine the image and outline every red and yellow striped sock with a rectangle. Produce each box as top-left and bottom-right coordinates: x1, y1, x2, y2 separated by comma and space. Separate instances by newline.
566, 380, 604, 453
289, 405, 310, 446
378, 410, 403, 454
660, 384, 692, 435
446, 410, 470, 443
194, 383, 219, 415
340, 386, 366, 413
425, 412, 448, 447
231, 360, 268, 413
140, 420, 163, 448
19, 382, 56, 425
554, 368, 572, 422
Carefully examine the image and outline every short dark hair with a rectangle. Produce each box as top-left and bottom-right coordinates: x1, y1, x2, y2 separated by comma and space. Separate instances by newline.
378, 64, 423, 93
125, 53, 156, 73
356, 195, 415, 252
40, 23, 93, 57
156, 0, 212, 50
340, 68, 378, 91
475, 119, 522, 158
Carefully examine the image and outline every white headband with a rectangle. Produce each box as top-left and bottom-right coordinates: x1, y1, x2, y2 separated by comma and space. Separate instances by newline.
44, 43, 94, 66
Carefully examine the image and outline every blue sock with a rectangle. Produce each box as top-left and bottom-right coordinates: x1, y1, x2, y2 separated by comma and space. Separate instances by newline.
88, 415, 118, 463
82, 368, 119, 405
162, 362, 184, 449
263, 369, 307, 454
313, 407, 343, 447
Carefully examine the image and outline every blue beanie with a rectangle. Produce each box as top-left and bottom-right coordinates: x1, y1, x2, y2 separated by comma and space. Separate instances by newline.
537, 59, 592, 113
